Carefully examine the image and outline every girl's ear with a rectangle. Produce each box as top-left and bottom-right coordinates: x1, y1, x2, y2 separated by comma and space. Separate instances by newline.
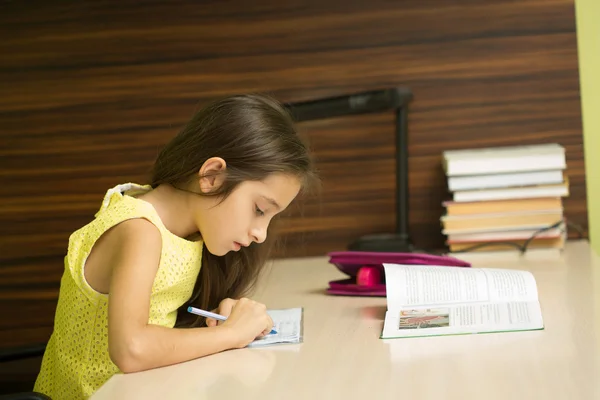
198, 157, 227, 193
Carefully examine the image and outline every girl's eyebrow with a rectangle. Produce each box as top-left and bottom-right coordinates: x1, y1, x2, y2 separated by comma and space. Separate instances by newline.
261, 195, 281, 211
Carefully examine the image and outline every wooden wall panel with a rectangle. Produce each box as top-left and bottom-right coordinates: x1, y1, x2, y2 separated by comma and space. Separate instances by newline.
0, 0, 586, 351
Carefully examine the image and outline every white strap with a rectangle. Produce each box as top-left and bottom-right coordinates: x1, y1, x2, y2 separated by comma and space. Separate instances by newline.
100, 183, 146, 211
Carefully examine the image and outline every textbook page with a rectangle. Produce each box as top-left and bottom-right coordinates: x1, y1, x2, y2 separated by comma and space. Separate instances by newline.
382, 264, 540, 311
381, 301, 543, 338
381, 264, 543, 339
247, 307, 303, 348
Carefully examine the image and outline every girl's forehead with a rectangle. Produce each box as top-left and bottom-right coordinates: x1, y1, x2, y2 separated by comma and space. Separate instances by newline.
243, 174, 301, 207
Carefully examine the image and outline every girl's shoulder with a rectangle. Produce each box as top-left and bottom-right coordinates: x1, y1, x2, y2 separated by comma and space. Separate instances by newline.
66, 183, 159, 250
96, 183, 154, 215
93, 182, 202, 251
92, 182, 163, 226
68, 182, 202, 262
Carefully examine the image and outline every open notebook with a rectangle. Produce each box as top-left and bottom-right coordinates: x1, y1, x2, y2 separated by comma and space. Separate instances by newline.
247, 307, 304, 348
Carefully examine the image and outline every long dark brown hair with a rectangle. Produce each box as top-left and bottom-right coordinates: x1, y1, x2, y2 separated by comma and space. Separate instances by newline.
150, 94, 318, 328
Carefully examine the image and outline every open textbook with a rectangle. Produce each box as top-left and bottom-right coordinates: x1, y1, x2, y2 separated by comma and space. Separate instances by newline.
247, 307, 304, 348
381, 264, 544, 339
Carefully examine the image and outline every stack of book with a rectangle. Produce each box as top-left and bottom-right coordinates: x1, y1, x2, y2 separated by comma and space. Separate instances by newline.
441, 143, 569, 253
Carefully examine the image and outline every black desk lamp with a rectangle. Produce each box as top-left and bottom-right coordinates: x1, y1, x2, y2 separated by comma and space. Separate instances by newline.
285, 87, 416, 253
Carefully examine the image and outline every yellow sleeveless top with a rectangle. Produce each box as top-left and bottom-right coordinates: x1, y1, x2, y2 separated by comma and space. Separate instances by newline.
34, 183, 203, 399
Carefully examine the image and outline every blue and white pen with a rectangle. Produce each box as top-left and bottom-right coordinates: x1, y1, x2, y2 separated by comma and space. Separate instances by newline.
187, 306, 278, 335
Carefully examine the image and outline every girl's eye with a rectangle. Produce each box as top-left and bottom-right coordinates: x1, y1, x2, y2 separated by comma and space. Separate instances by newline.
255, 205, 265, 217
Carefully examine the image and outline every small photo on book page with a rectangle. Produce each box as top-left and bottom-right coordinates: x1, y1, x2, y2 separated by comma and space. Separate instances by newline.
398, 308, 451, 329
247, 307, 304, 348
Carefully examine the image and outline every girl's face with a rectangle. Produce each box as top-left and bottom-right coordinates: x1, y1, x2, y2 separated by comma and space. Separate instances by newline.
193, 171, 301, 256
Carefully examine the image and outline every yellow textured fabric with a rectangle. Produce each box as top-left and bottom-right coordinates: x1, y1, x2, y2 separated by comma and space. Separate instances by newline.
34, 183, 203, 399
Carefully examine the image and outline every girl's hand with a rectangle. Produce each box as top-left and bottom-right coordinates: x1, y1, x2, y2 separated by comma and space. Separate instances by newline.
219, 298, 274, 348
206, 298, 238, 327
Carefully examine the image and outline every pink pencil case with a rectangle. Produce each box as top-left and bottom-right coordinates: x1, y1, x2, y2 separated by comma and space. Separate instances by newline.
326, 251, 471, 296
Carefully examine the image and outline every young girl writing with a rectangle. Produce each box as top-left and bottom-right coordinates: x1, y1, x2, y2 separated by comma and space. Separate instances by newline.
34, 94, 318, 399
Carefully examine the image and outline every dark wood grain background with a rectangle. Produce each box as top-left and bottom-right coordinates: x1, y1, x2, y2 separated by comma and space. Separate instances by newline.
0, 0, 586, 368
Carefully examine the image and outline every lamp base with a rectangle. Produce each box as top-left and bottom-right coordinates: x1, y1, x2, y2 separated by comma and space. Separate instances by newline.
348, 233, 417, 253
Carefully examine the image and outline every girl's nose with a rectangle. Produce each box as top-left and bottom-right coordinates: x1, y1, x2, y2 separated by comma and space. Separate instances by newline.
250, 226, 267, 244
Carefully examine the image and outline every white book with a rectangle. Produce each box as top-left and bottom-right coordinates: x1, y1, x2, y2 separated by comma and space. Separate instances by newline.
447, 170, 564, 192
452, 182, 569, 202
443, 143, 566, 176
442, 223, 559, 235
446, 227, 563, 243
381, 264, 544, 339
441, 208, 563, 220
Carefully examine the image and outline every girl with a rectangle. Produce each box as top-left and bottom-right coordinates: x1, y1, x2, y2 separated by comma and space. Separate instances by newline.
34, 94, 318, 399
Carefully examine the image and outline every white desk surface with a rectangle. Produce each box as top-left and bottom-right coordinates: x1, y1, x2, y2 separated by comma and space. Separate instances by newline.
92, 240, 599, 400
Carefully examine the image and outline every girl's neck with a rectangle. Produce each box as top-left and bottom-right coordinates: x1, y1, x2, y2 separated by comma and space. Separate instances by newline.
137, 184, 200, 240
